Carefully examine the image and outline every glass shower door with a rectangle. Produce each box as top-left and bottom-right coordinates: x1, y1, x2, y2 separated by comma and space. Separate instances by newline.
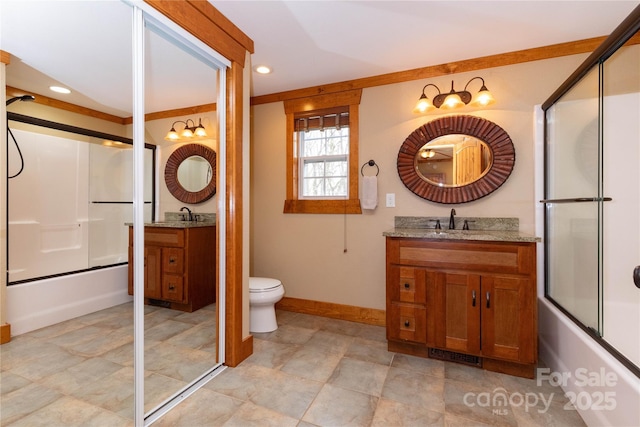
544, 66, 602, 333
601, 39, 640, 367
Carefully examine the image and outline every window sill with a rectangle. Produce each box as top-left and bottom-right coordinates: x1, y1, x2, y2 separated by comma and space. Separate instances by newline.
283, 199, 362, 214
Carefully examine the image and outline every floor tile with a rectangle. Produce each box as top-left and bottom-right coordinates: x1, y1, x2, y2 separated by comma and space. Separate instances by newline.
152, 387, 242, 427
2, 304, 587, 427
244, 338, 300, 370
391, 353, 445, 378
8, 395, 131, 427
223, 401, 298, 427
371, 397, 444, 426
280, 345, 343, 382
328, 357, 389, 397
1, 382, 62, 425
302, 383, 378, 427
381, 366, 445, 413
247, 367, 322, 419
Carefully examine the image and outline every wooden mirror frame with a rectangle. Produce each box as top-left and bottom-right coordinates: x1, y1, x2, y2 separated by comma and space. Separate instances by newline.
397, 115, 515, 204
165, 143, 217, 204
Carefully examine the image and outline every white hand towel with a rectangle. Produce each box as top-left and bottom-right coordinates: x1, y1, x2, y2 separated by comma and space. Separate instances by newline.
361, 175, 378, 210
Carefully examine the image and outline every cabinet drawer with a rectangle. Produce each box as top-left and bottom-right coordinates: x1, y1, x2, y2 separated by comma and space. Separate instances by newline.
162, 248, 184, 274
162, 274, 185, 303
390, 266, 426, 303
388, 303, 426, 344
145, 228, 185, 247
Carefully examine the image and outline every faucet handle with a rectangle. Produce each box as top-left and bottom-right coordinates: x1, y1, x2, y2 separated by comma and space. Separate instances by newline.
463, 220, 475, 230
429, 219, 442, 230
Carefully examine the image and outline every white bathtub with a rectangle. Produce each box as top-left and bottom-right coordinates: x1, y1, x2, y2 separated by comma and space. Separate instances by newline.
6, 265, 132, 336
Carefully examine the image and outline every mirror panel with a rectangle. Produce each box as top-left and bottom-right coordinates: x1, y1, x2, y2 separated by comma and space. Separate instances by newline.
144, 23, 220, 415
398, 115, 515, 204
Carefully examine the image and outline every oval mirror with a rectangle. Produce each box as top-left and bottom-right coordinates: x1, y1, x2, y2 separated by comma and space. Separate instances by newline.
398, 115, 515, 204
165, 143, 217, 203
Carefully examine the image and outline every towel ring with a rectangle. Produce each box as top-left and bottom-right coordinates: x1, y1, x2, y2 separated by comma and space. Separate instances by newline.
361, 159, 379, 176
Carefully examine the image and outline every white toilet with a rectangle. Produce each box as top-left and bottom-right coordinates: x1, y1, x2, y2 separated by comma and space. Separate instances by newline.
249, 277, 285, 333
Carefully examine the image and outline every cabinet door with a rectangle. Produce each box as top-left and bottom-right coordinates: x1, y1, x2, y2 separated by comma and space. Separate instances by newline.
431, 272, 481, 354
144, 246, 162, 299
128, 245, 163, 299
481, 276, 535, 364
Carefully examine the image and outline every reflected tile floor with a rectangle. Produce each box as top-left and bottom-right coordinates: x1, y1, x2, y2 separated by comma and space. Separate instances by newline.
1, 306, 587, 426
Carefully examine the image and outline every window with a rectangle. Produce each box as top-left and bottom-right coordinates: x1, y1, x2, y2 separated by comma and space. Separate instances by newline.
284, 89, 362, 214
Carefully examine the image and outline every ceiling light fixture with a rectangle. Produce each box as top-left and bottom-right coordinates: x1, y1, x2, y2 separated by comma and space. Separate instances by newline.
413, 77, 495, 114
254, 65, 272, 74
49, 86, 71, 94
164, 118, 208, 141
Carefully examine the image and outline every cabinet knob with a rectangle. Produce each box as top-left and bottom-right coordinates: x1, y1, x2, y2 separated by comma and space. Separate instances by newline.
404, 283, 410, 289
169, 285, 176, 291
169, 257, 176, 264
486, 292, 490, 308
472, 290, 476, 307
404, 320, 410, 327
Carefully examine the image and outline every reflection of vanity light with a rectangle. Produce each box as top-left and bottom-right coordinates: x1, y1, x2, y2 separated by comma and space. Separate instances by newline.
165, 118, 208, 141
420, 149, 436, 159
102, 140, 130, 148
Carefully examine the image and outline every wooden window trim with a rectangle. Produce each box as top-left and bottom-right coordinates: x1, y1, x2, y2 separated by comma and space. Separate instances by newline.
283, 89, 362, 214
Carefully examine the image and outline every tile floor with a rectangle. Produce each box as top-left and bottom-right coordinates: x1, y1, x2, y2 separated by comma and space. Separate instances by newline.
1, 303, 587, 426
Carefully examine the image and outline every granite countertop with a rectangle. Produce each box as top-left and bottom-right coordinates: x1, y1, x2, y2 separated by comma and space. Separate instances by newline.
383, 216, 541, 243
125, 221, 215, 228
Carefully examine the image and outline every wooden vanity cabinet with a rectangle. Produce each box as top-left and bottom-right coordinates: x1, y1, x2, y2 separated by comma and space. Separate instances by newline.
128, 226, 215, 312
386, 237, 537, 378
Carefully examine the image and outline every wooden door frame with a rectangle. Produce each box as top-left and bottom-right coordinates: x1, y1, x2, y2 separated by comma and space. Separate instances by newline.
145, 0, 254, 366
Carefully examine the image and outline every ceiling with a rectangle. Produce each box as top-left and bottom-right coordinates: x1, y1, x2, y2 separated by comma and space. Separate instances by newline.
2, 1, 639, 117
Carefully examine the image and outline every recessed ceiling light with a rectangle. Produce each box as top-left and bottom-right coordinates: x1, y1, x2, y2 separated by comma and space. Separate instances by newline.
50, 86, 71, 94
254, 65, 272, 74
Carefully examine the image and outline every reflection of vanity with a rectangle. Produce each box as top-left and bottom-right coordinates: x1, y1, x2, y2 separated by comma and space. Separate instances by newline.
128, 222, 216, 312
384, 217, 540, 378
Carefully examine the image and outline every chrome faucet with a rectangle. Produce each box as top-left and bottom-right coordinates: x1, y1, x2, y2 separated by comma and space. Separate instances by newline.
180, 206, 193, 221
449, 208, 456, 229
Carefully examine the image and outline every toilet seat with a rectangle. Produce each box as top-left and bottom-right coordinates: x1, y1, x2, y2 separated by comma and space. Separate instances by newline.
249, 277, 282, 293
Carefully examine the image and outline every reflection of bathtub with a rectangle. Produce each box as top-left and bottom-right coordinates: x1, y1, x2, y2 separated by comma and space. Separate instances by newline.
8, 219, 129, 281
8, 220, 88, 282
7, 265, 132, 336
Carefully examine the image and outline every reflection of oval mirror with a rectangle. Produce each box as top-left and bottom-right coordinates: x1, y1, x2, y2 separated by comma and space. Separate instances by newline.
398, 115, 515, 204
415, 134, 493, 187
165, 144, 217, 204
177, 155, 213, 192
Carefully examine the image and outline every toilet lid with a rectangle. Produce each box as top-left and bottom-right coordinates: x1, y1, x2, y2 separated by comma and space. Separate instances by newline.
249, 277, 282, 292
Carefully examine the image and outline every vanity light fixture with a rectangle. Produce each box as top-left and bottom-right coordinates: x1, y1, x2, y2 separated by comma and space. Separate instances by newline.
164, 118, 208, 141
413, 77, 495, 114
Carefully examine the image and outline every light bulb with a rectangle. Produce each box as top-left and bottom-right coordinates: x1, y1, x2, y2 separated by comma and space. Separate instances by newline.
441, 93, 464, 109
